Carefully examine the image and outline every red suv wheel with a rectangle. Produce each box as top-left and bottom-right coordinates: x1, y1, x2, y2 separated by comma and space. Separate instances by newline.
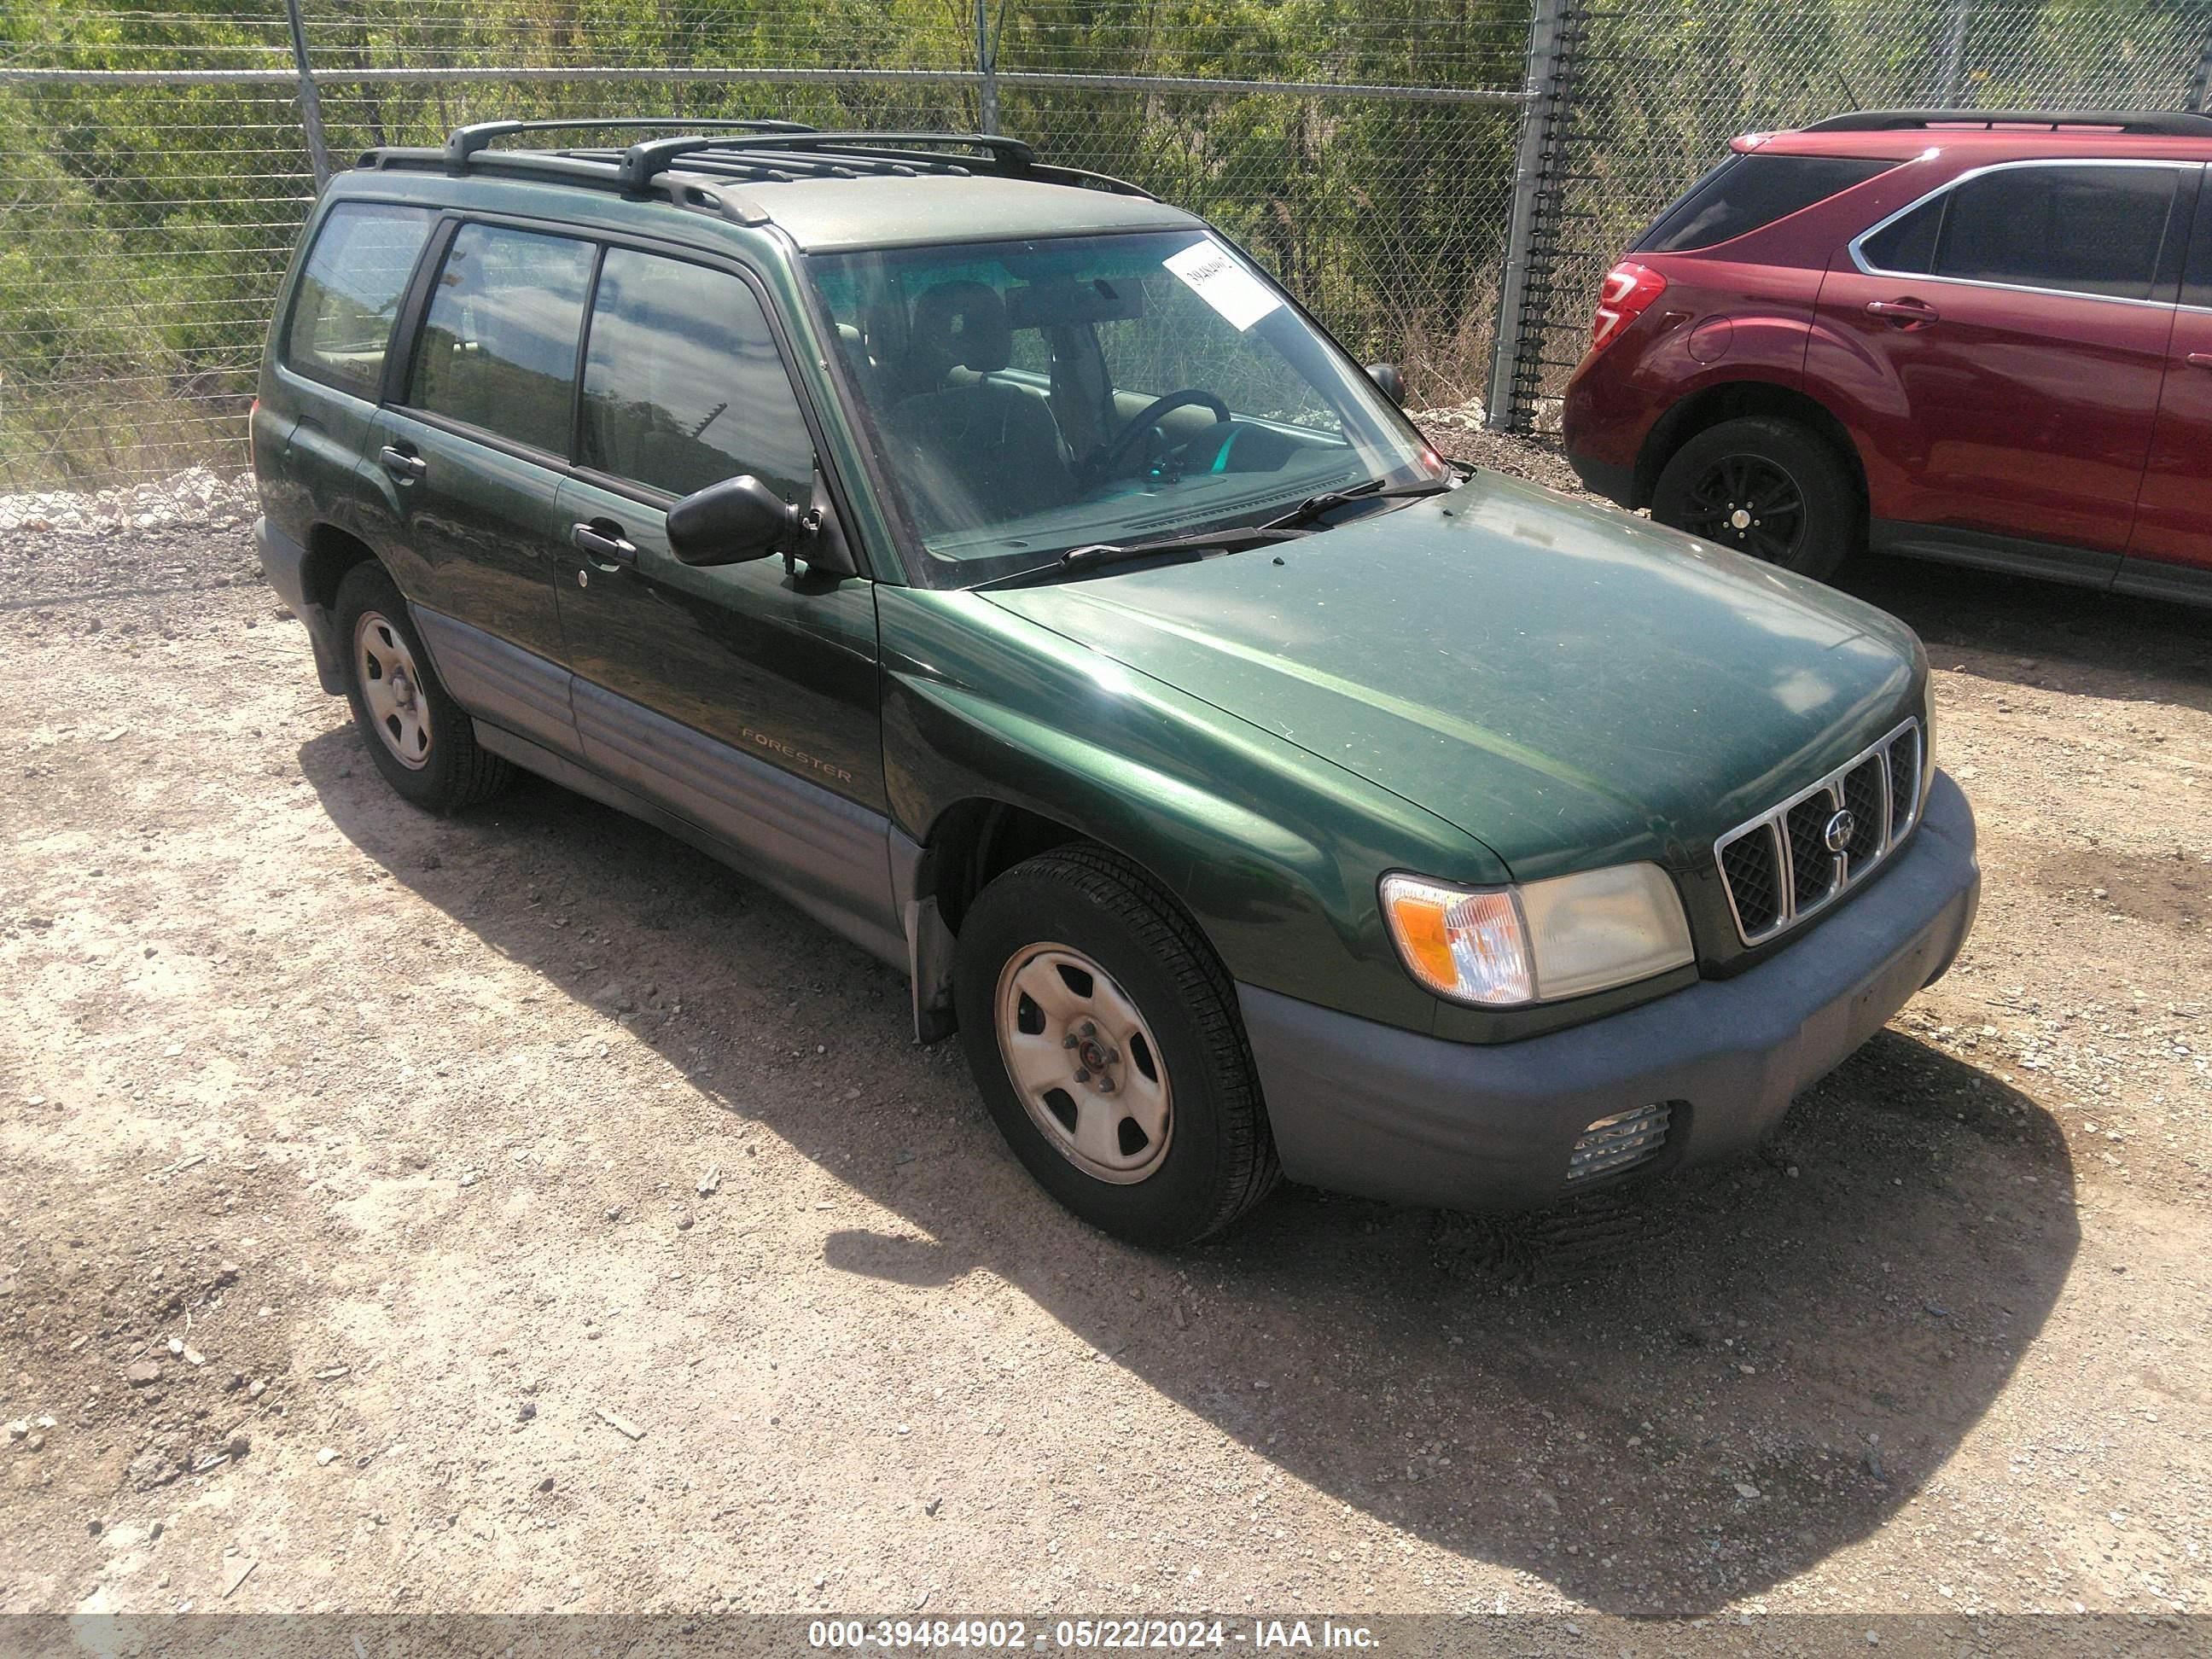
1650, 416, 1859, 580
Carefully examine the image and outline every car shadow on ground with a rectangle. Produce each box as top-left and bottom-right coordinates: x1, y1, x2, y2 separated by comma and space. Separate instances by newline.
1835, 553, 2212, 710
301, 728, 2078, 1616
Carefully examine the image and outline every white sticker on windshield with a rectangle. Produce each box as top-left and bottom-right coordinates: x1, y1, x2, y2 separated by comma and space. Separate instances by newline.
1161, 240, 1282, 331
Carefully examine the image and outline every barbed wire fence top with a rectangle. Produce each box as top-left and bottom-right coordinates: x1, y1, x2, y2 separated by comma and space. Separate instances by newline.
1, 0, 2208, 507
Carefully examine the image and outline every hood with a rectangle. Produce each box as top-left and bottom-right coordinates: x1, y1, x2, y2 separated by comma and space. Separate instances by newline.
984, 473, 1923, 880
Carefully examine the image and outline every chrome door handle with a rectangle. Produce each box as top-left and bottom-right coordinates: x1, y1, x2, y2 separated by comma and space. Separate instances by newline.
378, 445, 428, 481
1866, 298, 1939, 327
570, 521, 638, 566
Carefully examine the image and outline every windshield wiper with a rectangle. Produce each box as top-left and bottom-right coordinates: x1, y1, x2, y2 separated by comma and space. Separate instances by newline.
973, 522, 1311, 591
970, 470, 1466, 592
1259, 474, 1458, 533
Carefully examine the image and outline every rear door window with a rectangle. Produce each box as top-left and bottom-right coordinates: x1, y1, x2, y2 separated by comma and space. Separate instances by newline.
1862, 164, 2182, 300
1636, 154, 1894, 253
284, 202, 436, 397
406, 224, 596, 456
579, 249, 814, 500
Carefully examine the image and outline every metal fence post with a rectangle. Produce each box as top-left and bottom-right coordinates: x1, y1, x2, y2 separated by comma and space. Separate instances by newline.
285, 0, 333, 191
975, 0, 1000, 135
1485, 0, 1575, 434
1935, 0, 1972, 106
2191, 31, 2212, 112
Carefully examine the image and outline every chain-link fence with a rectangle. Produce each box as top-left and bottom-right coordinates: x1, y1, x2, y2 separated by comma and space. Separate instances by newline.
3, 0, 2209, 509
0, 0, 1529, 508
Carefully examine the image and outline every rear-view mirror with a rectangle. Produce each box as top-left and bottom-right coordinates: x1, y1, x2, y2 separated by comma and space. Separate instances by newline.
1365, 362, 1405, 405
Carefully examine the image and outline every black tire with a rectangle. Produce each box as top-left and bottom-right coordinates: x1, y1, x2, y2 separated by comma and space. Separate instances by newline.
333, 562, 511, 812
1650, 415, 1860, 581
953, 846, 1279, 1247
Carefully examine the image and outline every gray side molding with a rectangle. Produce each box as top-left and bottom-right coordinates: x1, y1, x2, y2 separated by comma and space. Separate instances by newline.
410, 604, 581, 759
474, 720, 907, 969
569, 680, 899, 958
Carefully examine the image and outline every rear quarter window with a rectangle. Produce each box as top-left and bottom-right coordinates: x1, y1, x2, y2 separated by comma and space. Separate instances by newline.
1636, 154, 1895, 253
283, 202, 436, 398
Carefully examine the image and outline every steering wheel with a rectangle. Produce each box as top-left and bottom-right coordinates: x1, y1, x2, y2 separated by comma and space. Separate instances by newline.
1083, 389, 1232, 487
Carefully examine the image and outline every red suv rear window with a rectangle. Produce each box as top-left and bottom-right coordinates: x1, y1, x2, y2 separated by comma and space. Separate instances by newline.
1635, 154, 1895, 253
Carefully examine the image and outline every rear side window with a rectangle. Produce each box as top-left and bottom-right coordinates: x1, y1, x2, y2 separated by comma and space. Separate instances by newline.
1861, 164, 2181, 300
284, 203, 435, 397
407, 224, 595, 455
1636, 154, 1894, 253
579, 249, 814, 500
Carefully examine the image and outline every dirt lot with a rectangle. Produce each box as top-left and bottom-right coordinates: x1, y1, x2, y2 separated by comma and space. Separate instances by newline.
3, 434, 2209, 1624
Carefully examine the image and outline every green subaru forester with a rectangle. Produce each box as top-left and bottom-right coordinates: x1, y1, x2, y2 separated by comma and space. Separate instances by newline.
253, 121, 1980, 1245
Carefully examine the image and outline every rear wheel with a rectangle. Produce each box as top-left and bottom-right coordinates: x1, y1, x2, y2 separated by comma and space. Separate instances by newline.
335, 562, 510, 812
953, 846, 1279, 1247
1651, 416, 1858, 580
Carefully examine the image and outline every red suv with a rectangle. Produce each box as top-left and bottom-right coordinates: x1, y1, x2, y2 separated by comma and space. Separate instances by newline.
1562, 108, 2212, 604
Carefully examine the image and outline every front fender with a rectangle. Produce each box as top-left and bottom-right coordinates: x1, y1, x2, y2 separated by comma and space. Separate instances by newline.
877, 586, 1500, 1035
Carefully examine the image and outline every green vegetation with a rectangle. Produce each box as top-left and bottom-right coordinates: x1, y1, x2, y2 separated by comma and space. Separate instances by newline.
0, 0, 2203, 490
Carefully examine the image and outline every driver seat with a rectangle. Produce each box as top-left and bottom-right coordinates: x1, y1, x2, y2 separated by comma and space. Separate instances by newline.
882, 282, 1077, 530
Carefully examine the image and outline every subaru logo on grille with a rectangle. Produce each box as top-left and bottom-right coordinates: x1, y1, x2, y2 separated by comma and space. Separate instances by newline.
1823, 809, 1856, 854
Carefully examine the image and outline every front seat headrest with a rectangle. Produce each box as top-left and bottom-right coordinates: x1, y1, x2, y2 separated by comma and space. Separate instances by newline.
910, 280, 1012, 377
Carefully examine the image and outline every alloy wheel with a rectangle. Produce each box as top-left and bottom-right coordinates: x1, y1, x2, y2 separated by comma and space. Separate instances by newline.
1679, 452, 1807, 565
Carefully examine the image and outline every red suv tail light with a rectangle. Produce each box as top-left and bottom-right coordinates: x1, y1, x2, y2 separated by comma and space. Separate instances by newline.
1590, 261, 1667, 352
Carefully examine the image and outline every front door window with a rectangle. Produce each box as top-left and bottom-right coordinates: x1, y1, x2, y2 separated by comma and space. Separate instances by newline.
579, 248, 814, 503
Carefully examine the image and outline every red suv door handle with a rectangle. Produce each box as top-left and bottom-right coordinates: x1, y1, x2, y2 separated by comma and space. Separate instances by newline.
1866, 298, 1940, 328
2186, 353, 2212, 370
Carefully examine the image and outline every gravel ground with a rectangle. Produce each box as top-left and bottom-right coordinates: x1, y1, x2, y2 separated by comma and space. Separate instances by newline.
2, 439, 2208, 1625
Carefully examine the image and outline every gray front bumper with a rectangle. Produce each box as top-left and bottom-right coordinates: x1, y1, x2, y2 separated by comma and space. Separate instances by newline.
1238, 770, 1981, 1212
257, 515, 344, 695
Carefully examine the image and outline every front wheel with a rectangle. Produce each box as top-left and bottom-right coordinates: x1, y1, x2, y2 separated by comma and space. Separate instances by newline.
953, 847, 1279, 1247
1650, 416, 1859, 580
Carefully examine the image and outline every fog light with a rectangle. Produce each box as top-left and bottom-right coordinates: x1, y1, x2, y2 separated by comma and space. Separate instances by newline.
1565, 1102, 1673, 1185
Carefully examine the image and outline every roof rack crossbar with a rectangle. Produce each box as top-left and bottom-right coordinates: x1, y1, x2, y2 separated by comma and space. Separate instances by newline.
1804, 108, 2212, 137
359, 143, 777, 224
614, 130, 1034, 190
443, 116, 815, 172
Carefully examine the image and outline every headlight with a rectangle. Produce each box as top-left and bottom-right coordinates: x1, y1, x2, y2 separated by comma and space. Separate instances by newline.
1380, 863, 1694, 1007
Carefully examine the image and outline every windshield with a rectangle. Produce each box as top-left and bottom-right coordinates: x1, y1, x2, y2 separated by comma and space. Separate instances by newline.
807, 230, 1446, 587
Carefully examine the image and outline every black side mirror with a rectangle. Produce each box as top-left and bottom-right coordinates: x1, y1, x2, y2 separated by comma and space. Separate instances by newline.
667, 475, 797, 568
1365, 362, 1406, 405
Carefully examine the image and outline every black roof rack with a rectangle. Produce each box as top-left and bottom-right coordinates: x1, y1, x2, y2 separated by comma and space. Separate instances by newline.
610, 130, 1040, 190
1804, 108, 2212, 137
363, 120, 1156, 209
441, 117, 816, 172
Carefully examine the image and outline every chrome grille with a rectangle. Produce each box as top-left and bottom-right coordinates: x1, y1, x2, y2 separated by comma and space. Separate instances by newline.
1714, 719, 1924, 947
1565, 1102, 1673, 1185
